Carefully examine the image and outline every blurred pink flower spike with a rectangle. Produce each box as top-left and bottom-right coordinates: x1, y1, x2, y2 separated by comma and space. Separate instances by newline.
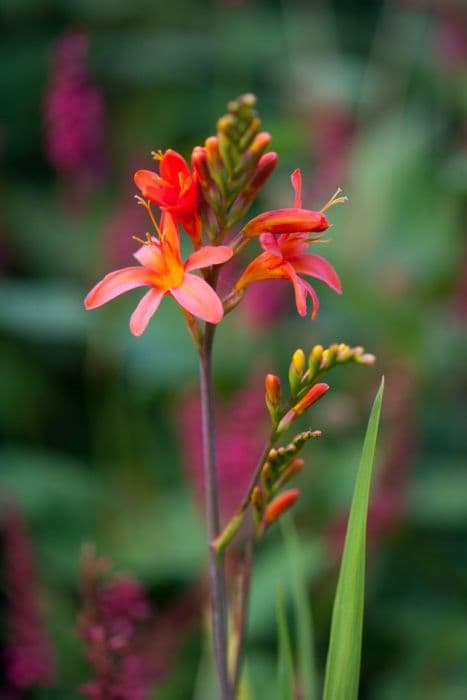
236, 170, 342, 319
84, 212, 232, 335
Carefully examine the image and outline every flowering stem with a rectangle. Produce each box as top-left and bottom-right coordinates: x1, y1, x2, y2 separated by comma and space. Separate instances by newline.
199, 322, 232, 700
214, 437, 274, 554
232, 526, 256, 696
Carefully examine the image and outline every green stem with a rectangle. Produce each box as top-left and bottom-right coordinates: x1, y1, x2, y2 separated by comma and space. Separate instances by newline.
214, 437, 274, 555
232, 526, 256, 697
199, 323, 232, 700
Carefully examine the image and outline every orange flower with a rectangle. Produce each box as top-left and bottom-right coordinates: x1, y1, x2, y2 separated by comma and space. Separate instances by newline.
85, 212, 232, 336
134, 149, 201, 244
236, 170, 342, 319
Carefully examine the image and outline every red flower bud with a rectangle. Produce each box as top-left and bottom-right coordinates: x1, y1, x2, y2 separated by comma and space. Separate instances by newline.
263, 489, 300, 526
191, 146, 210, 189
277, 382, 329, 432
242, 208, 329, 238
265, 374, 281, 407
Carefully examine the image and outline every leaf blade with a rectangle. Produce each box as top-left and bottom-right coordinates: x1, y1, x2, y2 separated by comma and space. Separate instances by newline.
281, 516, 317, 700
322, 378, 384, 700
276, 583, 295, 700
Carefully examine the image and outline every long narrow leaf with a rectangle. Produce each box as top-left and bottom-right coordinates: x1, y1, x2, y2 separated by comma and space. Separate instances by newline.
323, 378, 384, 700
281, 516, 317, 700
275, 583, 295, 700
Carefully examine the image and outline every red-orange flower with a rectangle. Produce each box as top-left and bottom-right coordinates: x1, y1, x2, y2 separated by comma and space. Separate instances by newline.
235, 170, 342, 319
85, 212, 232, 336
134, 149, 201, 244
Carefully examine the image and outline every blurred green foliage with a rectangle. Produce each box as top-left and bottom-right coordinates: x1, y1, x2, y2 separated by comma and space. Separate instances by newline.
0, 0, 466, 698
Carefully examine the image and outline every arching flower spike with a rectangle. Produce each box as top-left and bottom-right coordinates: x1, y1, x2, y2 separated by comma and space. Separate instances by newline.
235, 170, 342, 319
85, 212, 232, 336
134, 149, 201, 244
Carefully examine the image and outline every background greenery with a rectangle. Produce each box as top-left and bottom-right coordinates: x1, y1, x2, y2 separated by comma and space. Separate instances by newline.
1, 0, 466, 698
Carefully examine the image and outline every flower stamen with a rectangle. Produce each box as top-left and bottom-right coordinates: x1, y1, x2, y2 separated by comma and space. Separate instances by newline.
151, 149, 164, 161
134, 195, 162, 237
320, 187, 348, 214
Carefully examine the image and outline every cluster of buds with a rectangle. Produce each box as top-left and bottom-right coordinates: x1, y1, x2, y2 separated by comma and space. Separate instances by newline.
265, 343, 376, 434
250, 430, 321, 532
306, 343, 376, 384
192, 94, 278, 238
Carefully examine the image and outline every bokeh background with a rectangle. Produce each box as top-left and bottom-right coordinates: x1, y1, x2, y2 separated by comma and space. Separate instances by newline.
1, 0, 466, 698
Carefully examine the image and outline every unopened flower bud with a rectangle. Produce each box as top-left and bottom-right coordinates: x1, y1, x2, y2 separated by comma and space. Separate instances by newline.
249, 131, 272, 156
238, 116, 261, 152
267, 448, 279, 464
277, 383, 329, 433
192, 146, 223, 212
280, 458, 304, 486
205, 136, 226, 192
217, 114, 235, 135
226, 152, 278, 226
191, 146, 210, 189
251, 486, 264, 512
234, 131, 272, 177
265, 374, 281, 422
321, 344, 338, 370
242, 208, 329, 238
289, 348, 306, 395
308, 345, 323, 379
336, 343, 352, 363
293, 429, 322, 449
261, 461, 274, 489
355, 352, 376, 366
263, 489, 300, 526
228, 93, 256, 114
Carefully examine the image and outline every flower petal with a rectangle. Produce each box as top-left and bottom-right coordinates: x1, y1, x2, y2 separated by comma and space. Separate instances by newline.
259, 233, 282, 255
160, 211, 182, 263
291, 169, 302, 208
300, 278, 320, 319
288, 253, 342, 294
159, 149, 191, 182
235, 252, 285, 289
84, 267, 152, 309
185, 245, 233, 272
170, 273, 224, 323
134, 170, 172, 204
133, 239, 165, 272
283, 263, 308, 316
129, 288, 165, 336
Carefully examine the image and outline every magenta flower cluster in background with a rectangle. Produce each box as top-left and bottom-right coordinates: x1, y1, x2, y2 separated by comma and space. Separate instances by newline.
77, 547, 200, 699
43, 31, 106, 186
2, 501, 55, 691
77, 547, 151, 700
